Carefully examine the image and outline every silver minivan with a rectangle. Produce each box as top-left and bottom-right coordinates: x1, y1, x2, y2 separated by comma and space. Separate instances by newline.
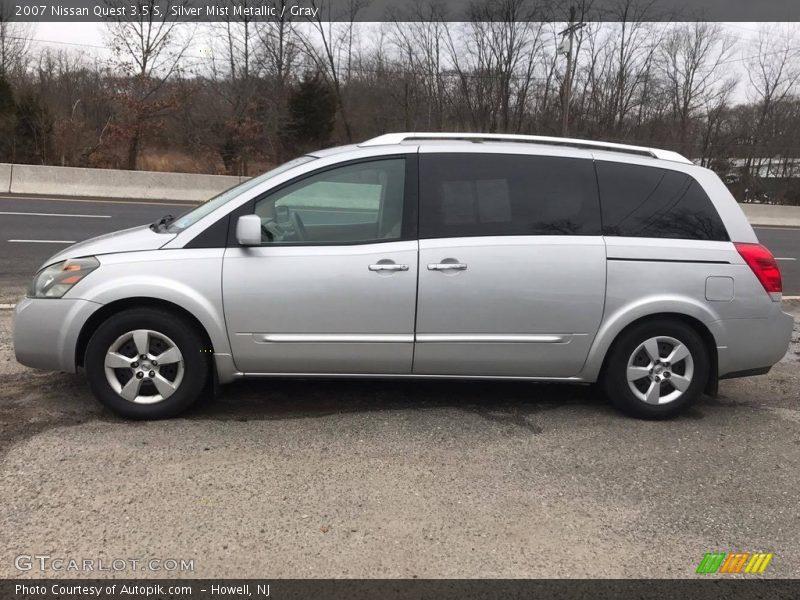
13, 133, 793, 419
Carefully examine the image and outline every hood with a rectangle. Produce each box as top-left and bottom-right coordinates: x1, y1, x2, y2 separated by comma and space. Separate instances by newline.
42, 225, 176, 267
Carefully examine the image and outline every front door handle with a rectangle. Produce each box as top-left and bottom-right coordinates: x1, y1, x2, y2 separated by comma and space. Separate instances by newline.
369, 263, 409, 272
427, 263, 467, 271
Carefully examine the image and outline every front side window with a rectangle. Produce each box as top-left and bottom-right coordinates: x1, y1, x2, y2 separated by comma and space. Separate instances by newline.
596, 161, 729, 241
169, 155, 316, 232
419, 153, 601, 238
254, 159, 406, 244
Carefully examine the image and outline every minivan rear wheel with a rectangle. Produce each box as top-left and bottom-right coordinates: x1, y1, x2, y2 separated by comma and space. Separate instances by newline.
85, 307, 210, 419
603, 319, 708, 419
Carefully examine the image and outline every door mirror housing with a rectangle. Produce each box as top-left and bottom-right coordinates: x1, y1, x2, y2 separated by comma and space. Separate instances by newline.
236, 215, 262, 246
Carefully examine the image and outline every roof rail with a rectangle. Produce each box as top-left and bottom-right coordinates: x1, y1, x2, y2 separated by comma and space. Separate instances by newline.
359, 132, 692, 164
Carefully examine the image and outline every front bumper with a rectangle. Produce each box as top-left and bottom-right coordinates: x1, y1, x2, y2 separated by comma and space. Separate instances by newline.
13, 297, 101, 372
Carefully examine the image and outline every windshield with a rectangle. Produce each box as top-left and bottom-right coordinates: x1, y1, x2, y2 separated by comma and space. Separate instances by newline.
168, 155, 317, 232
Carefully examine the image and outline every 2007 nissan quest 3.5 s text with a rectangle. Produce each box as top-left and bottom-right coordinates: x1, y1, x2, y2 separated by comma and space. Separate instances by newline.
13, 133, 793, 420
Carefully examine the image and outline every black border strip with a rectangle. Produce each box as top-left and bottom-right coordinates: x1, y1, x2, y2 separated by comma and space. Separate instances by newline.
607, 257, 730, 265
9, 0, 800, 22
3, 579, 799, 600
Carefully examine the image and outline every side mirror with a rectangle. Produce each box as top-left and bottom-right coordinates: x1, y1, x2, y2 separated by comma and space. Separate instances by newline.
236, 215, 262, 246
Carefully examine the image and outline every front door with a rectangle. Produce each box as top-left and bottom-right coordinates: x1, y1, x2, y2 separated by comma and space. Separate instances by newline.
413, 150, 607, 377
223, 157, 418, 374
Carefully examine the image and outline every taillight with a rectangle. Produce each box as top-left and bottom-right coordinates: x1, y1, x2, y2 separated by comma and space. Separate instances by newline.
735, 242, 782, 300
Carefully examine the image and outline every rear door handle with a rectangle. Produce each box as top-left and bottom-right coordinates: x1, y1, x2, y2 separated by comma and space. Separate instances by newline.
369, 263, 409, 272
427, 263, 467, 271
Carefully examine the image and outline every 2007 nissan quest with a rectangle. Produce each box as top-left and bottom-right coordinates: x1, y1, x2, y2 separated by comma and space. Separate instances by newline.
14, 133, 793, 419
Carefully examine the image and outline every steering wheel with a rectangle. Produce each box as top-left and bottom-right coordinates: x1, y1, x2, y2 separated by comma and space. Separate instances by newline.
261, 219, 284, 242
291, 211, 307, 241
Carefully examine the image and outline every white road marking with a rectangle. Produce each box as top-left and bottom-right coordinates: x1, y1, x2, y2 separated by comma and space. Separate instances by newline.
0, 194, 195, 207
8, 239, 76, 244
0, 211, 110, 218
753, 226, 800, 231
776, 257, 797, 261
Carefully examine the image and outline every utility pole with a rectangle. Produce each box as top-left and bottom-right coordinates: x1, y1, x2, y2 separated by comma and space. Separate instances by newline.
559, 6, 585, 136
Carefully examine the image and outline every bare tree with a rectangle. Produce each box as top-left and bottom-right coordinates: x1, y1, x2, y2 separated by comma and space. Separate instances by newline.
258, 0, 301, 160
659, 22, 734, 149
388, 0, 448, 130
582, 0, 662, 137
299, 0, 367, 142
534, 23, 563, 130
0, 4, 34, 79
5, 12, 800, 206
259, 0, 301, 87
747, 25, 800, 125
697, 76, 737, 167
597, 1, 662, 134
105, 0, 192, 169
744, 24, 800, 185
442, 0, 545, 133
207, 0, 265, 173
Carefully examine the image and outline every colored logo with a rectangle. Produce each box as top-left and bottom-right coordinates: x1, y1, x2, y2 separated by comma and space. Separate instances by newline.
696, 552, 773, 574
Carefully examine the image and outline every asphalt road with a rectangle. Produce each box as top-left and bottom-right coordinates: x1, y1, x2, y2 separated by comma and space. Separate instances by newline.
1, 193, 798, 301
758, 226, 800, 296
1, 192, 799, 579
0, 306, 798, 578
0, 194, 192, 302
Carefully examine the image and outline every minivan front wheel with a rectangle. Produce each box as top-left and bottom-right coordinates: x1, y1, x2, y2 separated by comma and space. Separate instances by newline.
85, 308, 210, 419
604, 320, 708, 419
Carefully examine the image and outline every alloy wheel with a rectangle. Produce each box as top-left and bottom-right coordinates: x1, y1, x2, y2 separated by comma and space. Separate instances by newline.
626, 335, 694, 405
103, 329, 185, 404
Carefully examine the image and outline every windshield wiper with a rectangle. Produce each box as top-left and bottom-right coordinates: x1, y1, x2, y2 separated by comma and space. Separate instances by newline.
150, 214, 175, 232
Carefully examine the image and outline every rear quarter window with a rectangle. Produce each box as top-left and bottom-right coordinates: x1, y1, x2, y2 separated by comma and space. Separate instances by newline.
596, 161, 729, 241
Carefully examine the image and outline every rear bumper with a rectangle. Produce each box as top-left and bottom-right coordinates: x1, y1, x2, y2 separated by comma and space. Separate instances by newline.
13, 297, 101, 372
709, 308, 794, 378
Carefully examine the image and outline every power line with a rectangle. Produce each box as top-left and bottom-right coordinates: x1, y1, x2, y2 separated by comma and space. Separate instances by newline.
5, 34, 107, 50
718, 45, 800, 66
4, 33, 216, 63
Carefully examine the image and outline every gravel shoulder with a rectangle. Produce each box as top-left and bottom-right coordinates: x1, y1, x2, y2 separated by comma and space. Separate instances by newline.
0, 304, 798, 579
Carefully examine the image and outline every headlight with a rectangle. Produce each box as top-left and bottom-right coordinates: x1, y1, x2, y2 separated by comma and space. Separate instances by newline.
28, 257, 100, 298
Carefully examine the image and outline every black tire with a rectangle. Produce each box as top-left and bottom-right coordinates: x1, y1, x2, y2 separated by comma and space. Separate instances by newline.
603, 319, 709, 419
85, 307, 210, 419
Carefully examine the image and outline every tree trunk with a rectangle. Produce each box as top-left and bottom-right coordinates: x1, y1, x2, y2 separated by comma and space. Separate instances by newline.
126, 127, 140, 170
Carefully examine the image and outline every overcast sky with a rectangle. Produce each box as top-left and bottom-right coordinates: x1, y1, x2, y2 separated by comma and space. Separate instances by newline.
32, 21, 768, 104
